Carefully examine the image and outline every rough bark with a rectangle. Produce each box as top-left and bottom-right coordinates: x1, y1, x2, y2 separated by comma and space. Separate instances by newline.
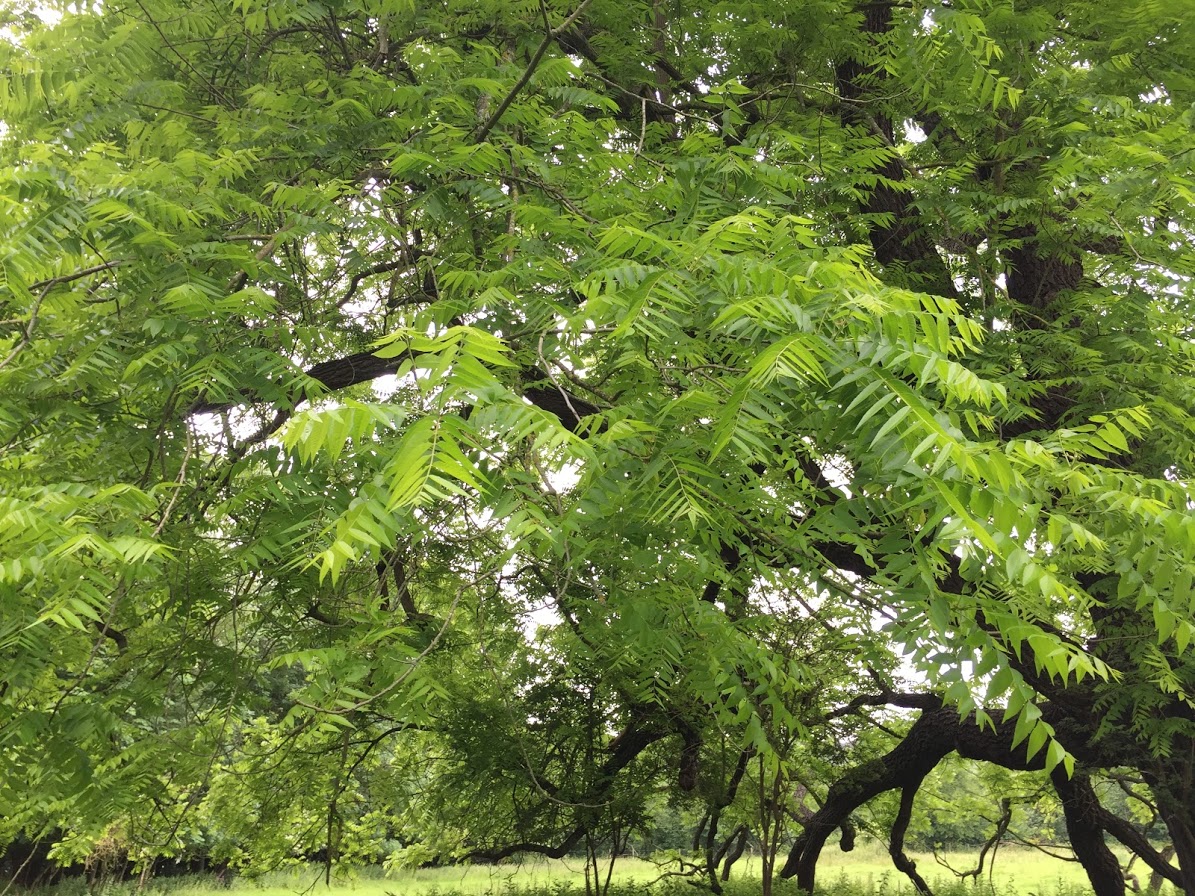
718, 825, 748, 882
678, 722, 701, 792
1053, 770, 1127, 896
1150, 846, 1178, 893
703, 749, 754, 894
827, 8, 1195, 891
778, 701, 1167, 895
467, 719, 666, 863
1097, 800, 1185, 889
1154, 792, 1195, 896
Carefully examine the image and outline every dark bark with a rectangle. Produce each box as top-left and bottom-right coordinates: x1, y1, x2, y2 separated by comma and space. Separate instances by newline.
781, 704, 955, 890
890, 785, 933, 896
692, 811, 709, 856
301, 349, 407, 396
1053, 770, 1126, 896
467, 720, 667, 863
377, 551, 419, 619
719, 826, 749, 881
701, 748, 755, 894
946, 798, 1011, 882
1004, 232, 1083, 316
1150, 846, 1177, 893
467, 832, 586, 864
678, 722, 701, 792
823, 5, 1195, 892
834, 2, 957, 298
189, 348, 599, 430
780, 700, 1160, 895
187, 348, 402, 415
1154, 792, 1195, 895
521, 382, 600, 431
1097, 801, 1184, 889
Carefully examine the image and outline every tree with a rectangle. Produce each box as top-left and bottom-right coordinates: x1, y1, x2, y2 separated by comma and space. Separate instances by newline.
2, 0, 1194, 893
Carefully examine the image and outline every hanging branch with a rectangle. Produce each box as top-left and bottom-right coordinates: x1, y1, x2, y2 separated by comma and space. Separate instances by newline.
889, 783, 934, 896
933, 797, 1012, 882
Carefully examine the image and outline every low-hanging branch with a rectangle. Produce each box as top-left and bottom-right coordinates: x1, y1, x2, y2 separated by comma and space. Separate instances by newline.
933, 798, 1011, 882
779, 695, 1177, 896
466, 719, 668, 864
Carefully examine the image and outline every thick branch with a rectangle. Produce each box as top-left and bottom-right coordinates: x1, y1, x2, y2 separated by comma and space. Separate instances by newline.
890, 784, 934, 896
468, 718, 666, 863
823, 691, 942, 722
781, 705, 957, 890
781, 701, 1053, 892
188, 349, 599, 430
1098, 807, 1184, 888
467, 830, 586, 863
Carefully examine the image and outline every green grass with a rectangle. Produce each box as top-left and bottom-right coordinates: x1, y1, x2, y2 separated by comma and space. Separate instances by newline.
28, 846, 1179, 896
355, 847, 1092, 895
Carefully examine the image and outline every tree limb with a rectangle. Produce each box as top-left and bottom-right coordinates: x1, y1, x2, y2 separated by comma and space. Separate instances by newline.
473, 0, 595, 143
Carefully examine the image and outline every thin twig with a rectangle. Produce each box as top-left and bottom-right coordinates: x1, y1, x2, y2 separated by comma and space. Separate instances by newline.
0, 288, 48, 375
0, 835, 44, 896
28, 259, 127, 292
473, 0, 595, 143
153, 430, 194, 538
636, 95, 648, 154
294, 589, 461, 715
537, 330, 582, 424
1, 261, 129, 373
498, 172, 600, 224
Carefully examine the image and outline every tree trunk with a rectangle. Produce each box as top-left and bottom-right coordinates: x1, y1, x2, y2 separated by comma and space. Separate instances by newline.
719, 826, 748, 881
1149, 846, 1176, 893
1053, 770, 1125, 896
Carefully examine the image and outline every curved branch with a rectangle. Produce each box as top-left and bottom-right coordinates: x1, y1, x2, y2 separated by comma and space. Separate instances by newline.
934, 798, 1011, 882
890, 784, 934, 896
780, 704, 956, 891
467, 718, 667, 864
337, 249, 427, 309
781, 699, 1062, 893
468, 830, 586, 863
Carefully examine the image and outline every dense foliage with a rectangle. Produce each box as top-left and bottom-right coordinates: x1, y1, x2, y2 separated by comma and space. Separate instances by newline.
2, 1, 1194, 895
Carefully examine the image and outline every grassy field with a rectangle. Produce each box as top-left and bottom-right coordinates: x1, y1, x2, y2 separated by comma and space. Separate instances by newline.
366, 849, 1093, 895
62, 844, 1169, 896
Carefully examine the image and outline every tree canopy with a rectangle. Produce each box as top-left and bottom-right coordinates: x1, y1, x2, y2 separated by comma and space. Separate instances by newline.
2, 1, 1195, 894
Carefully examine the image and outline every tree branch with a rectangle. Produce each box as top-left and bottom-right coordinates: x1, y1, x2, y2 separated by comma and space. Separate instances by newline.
473, 0, 595, 142
890, 784, 934, 896
1097, 803, 1184, 888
